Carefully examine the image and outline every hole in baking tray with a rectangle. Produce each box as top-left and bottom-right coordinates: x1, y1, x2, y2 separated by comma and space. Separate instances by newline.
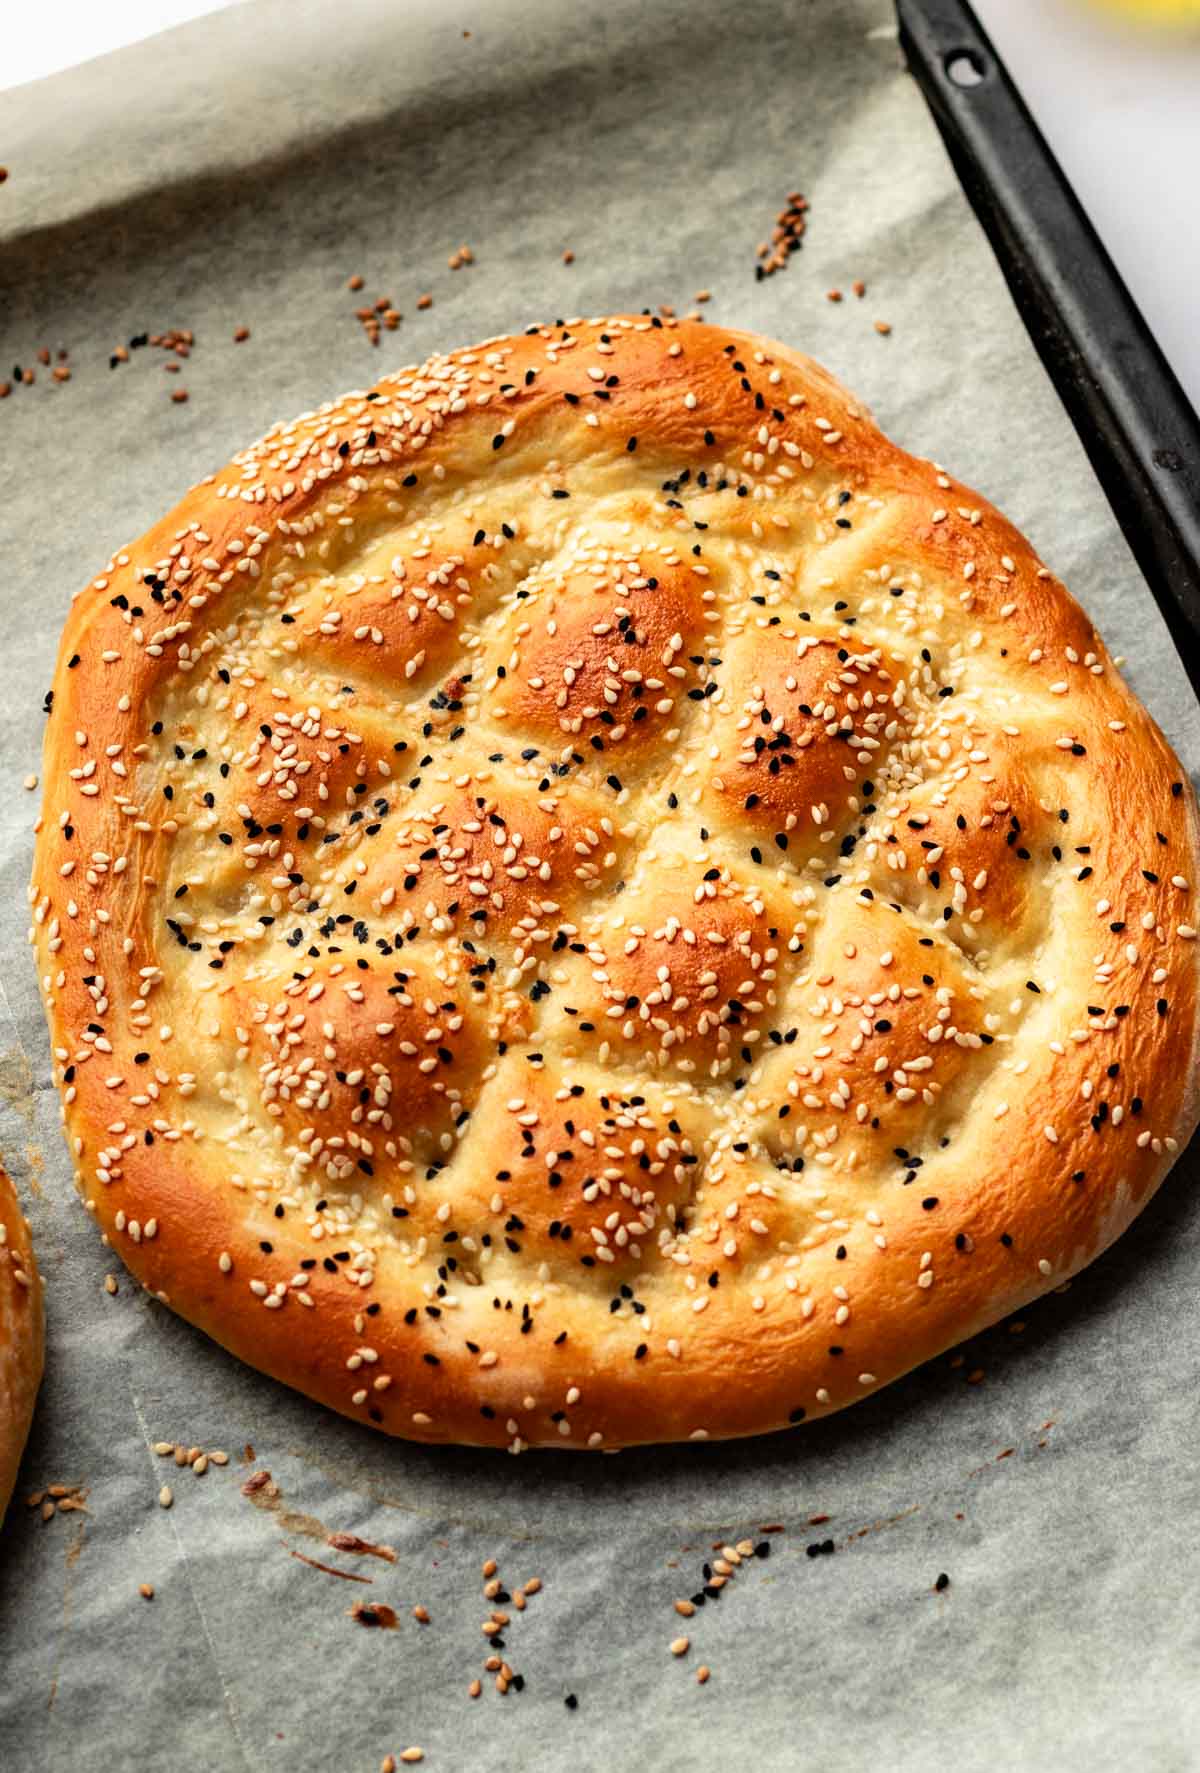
944, 47, 986, 87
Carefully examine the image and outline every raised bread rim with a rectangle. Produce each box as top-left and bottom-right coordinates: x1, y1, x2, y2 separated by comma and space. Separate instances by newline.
30, 316, 1200, 1450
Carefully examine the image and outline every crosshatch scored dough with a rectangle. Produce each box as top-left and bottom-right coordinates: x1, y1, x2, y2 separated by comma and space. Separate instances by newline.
30, 318, 1200, 1450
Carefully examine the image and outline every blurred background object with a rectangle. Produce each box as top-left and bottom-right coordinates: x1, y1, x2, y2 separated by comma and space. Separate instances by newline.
1077, 0, 1200, 23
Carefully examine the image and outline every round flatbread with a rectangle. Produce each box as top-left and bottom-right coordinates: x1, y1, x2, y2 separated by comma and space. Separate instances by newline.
31, 318, 1200, 1449
0, 1162, 42, 1516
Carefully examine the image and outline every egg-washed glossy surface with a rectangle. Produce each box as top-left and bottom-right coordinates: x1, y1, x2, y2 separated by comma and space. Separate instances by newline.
0, 1161, 42, 1516
30, 319, 1200, 1449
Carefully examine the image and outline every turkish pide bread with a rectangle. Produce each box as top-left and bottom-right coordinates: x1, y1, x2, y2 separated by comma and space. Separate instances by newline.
0, 1163, 42, 1519
30, 318, 1200, 1450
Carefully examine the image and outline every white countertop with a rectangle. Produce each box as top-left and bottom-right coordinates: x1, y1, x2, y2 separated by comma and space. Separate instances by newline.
5, 0, 1199, 407
974, 0, 1200, 410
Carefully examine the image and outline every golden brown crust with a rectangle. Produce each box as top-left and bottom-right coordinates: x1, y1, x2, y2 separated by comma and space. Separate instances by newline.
30, 317, 1200, 1450
0, 1163, 43, 1517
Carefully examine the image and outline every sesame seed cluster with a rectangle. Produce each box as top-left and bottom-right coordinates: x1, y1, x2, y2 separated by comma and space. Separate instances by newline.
29, 318, 1200, 1449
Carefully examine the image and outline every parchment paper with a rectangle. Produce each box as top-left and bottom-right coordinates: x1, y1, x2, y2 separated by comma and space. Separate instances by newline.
1, 3, 1198, 1768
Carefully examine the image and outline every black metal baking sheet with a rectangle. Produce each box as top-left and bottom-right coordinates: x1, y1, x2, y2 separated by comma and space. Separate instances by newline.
898, 0, 1200, 689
